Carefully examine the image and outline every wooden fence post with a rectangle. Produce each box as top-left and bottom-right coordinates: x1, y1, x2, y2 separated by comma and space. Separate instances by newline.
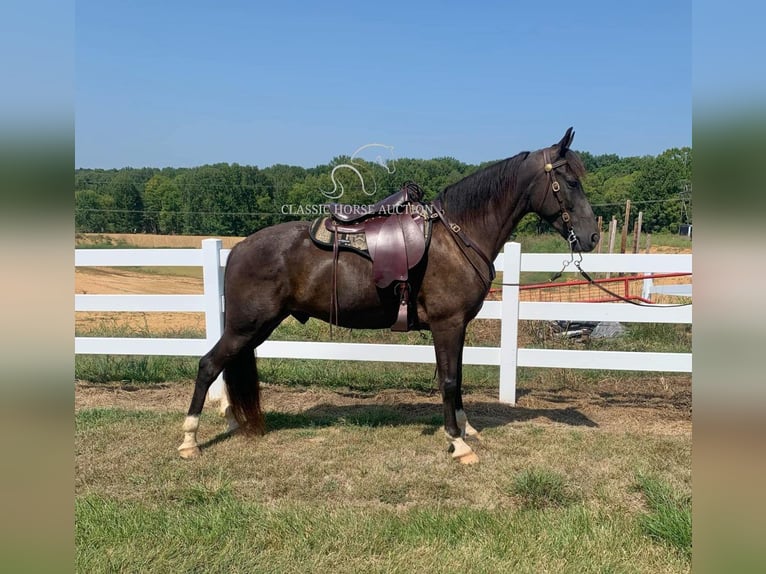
202, 238, 225, 400
632, 211, 643, 254
620, 200, 631, 254
596, 215, 603, 253
498, 242, 521, 404
606, 217, 617, 278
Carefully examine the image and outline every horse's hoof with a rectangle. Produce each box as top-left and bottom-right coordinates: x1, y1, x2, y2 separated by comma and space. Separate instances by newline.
178, 445, 201, 459
449, 437, 479, 464
455, 451, 480, 464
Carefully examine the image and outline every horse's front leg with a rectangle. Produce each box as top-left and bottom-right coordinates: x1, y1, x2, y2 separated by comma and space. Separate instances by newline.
432, 323, 479, 464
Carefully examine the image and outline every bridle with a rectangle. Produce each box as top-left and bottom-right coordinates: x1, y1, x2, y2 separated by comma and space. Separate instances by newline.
537, 150, 692, 308
541, 149, 580, 251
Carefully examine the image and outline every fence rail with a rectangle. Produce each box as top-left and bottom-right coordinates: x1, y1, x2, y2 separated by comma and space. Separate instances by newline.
75, 239, 692, 404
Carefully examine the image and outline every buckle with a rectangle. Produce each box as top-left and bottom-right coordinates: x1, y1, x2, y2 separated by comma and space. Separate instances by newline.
450, 223, 461, 233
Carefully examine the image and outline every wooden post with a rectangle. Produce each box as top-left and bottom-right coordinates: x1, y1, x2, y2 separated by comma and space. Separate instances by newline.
620, 200, 631, 254
632, 211, 643, 254
606, 216, 617, 278
596, 215, 603, 253
645, 232, 652, 254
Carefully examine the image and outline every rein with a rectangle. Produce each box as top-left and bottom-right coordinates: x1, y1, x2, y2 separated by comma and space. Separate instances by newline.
431, 198, 496, 291
497, 238, 692, 308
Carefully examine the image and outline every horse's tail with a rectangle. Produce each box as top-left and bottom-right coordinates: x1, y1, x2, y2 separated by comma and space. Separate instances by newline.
223, 347, 265, 435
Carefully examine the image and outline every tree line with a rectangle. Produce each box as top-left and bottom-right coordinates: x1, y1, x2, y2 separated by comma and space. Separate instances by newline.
75, 147, 691, 236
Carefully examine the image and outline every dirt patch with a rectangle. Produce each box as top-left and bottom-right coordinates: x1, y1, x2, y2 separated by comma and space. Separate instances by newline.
76, 267, 203, 295
76, 267, 206, 332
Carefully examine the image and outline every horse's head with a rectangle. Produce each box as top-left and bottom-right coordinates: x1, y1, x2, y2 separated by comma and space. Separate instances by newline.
528, 128, 600, 252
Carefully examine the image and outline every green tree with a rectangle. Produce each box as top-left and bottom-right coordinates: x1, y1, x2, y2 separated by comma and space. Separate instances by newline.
142, 175, 165, 233
105, 172, 143, 232
75, 189, 115, 232
176, 164, 275, 235
631, 148, 692, 232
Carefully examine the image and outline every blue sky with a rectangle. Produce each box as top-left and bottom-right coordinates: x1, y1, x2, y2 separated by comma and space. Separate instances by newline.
75, 0, 691, 169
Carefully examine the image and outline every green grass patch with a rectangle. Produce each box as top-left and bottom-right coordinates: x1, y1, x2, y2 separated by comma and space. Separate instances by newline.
75, 397, 691, 572
75, 318, 204, 339
75, 355, 199, 384
120, 265, 203, 279
76, 494, 689, 574
515, 233, 573, 253
644, 232, 693, 250
75, 234, 131, 248
519, 321, 691, 354
75, 407, 167, 431
635, 475, 692, 558
510, 467, 579, 510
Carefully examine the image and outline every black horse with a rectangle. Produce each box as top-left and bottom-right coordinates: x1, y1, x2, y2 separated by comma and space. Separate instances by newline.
178, 128, 600, 463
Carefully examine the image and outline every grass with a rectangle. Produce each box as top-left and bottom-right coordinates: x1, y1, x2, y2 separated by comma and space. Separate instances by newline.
634, 475, 692, 559
77, 495, 688, 574
644, 232, 693, 251
75, 403, 691, 573
75, 355, 200, 384
74, 234, 131, 249
510, 467, 579, 510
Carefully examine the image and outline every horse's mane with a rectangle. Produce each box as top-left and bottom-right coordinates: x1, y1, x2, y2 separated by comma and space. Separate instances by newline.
435, 148, 586, 224
436, 152, 530, 222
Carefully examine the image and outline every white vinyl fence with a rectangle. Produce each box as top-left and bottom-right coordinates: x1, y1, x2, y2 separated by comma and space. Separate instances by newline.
75, 239, 692, 404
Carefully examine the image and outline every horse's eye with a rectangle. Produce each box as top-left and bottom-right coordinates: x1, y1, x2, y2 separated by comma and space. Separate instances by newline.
566, 180, 579, 188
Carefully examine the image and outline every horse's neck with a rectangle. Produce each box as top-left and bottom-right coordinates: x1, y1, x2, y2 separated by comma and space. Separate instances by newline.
449, 192, 529, 263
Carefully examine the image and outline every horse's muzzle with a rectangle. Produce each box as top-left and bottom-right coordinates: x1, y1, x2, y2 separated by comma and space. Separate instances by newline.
574, 232, 600, 253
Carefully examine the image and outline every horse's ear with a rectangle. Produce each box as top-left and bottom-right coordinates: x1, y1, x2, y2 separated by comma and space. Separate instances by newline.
556, 127, 575, 155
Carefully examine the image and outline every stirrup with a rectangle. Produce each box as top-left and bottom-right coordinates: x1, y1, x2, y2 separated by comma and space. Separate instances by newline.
391, 282, 410, 332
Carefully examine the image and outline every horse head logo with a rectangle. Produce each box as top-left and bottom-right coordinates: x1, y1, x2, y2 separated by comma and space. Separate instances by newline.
320, 143, 397, 199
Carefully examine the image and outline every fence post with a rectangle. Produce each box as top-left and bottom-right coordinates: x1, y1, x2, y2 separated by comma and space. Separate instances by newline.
201, 239, 225, 400
641, 275, 654, 301
499, 242, 521, 404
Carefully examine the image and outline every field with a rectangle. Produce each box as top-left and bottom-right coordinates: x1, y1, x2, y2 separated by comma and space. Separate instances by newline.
75, 233, 692, 573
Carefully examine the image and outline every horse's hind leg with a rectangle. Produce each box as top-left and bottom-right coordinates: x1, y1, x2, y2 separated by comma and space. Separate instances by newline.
178, 331, 251, 459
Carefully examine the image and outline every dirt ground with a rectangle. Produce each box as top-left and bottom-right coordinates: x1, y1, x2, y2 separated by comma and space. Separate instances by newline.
76, 266, 205, 332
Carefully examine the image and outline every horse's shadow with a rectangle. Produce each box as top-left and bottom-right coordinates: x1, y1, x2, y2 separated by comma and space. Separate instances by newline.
198, 399, 597, 449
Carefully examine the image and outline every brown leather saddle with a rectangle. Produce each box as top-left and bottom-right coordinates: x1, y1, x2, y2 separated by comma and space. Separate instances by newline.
309, 182, 432, 331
